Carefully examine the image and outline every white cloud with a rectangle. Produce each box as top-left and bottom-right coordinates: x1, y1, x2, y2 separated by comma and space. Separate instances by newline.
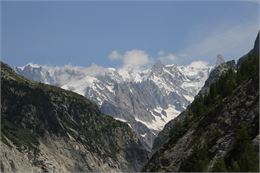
123, 50, 150, 67
108, 21, 258, 67
108, 49, 183, 68
160, 53, 177, 61
109, 50, 122, 60
109, 49, 151, 68
44, 63, 110, 78
178, 53, 188, 57
109, 22, 258, 66
158, 50, 165, 56
180, 22, 259, 64
83, 64, 111, 76
242, 0, 260, 5
188, 60, 209, 69
157, 50, 178, 64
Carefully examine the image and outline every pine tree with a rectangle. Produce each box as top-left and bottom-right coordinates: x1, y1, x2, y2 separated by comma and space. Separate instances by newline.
212, 157, 227, 172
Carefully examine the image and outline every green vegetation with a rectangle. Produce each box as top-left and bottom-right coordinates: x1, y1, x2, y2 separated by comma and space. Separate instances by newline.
237, 53, 259, 82
191, 54, 259, 119
182, 125, 259, 172
182, 142, 209, 171
169, 120, 187, 140
212, 157, 227, 172
227, 126, 259, 172
192, 68, 237, 118
191, 95, 208, 117
170, 54, 259, 172
168, 112, 193, 148
1, 118, 39, 151
195, 54, 258, 117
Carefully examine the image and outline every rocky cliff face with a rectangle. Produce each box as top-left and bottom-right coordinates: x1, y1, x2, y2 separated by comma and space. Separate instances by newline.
0, 62, 148, 172
15, 61, 212, 149
143, 32, 259, 172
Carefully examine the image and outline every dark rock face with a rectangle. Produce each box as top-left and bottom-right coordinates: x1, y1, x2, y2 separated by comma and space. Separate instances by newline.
0, 62, 148, 172
143, 33, 259, 172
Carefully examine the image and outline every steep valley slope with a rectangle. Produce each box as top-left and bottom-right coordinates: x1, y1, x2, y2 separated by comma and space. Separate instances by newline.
143, 32, 259, 172
0, 62, 148, 172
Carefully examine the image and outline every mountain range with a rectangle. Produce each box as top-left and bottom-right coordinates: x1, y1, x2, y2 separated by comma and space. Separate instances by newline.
16, 60, 212, 149
1, 31, 259, 172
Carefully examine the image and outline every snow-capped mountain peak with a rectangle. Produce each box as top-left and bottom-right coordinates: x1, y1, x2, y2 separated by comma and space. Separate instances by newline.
151, 60, 165, 71
16, 61, 212, 149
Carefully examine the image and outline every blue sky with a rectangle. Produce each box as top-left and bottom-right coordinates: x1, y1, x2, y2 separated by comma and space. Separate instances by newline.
1, 1, 259, 68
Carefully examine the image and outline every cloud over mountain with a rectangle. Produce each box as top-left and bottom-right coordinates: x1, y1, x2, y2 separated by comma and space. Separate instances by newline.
109, 49, 151, 68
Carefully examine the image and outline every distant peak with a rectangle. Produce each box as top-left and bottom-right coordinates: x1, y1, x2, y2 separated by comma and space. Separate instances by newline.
152, 60, 165, 70
15, 63, 44, 73
215, 54, 225, 67
26, 63, 40, 68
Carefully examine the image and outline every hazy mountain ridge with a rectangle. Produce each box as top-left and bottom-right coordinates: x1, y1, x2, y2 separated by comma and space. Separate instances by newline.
0, 62, 148, 172
16, 60, 212, 149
